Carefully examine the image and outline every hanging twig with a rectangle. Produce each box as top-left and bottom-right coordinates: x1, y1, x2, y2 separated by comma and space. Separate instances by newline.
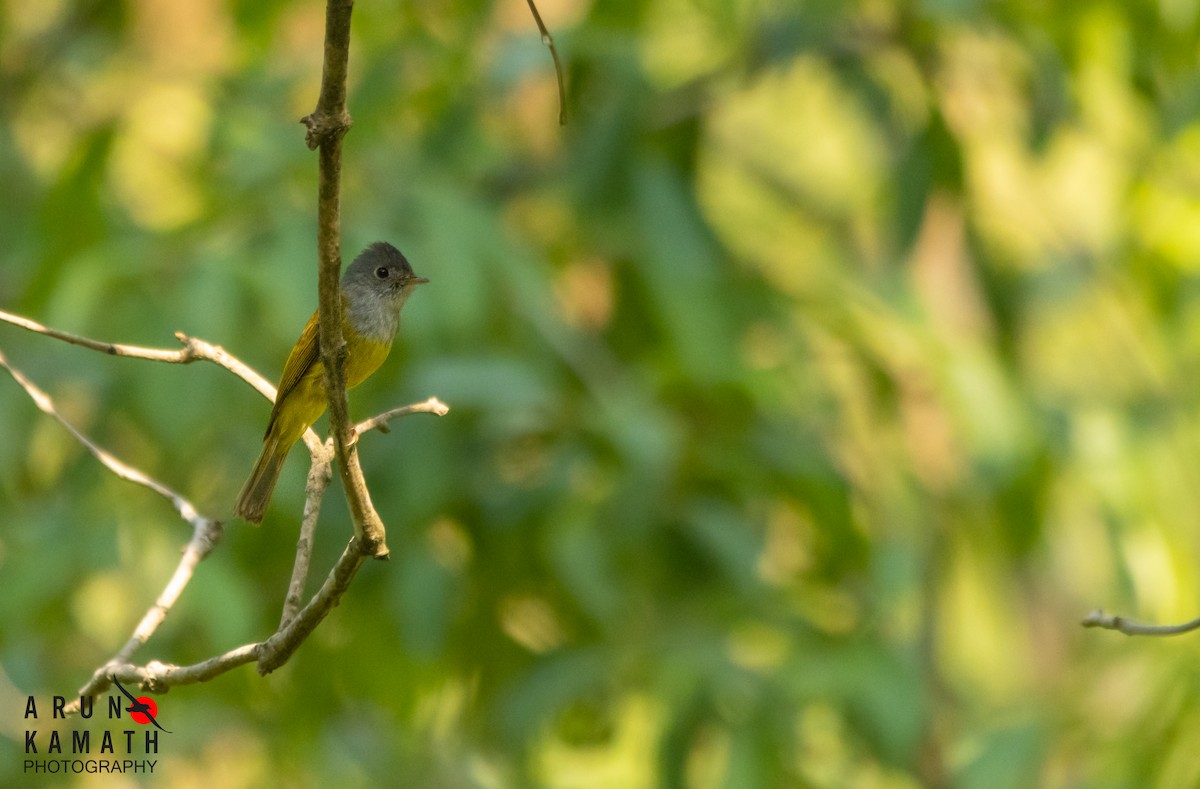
525, 0, 567, 125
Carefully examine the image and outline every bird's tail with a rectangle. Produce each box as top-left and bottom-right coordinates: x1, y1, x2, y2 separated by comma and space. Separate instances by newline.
235, 438, 287, 525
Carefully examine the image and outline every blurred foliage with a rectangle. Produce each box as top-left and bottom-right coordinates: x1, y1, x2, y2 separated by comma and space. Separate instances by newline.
7, 0, 1200, 786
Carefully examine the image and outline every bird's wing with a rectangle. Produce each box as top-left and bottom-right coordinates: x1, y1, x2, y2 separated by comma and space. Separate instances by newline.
264, 309, 320, 439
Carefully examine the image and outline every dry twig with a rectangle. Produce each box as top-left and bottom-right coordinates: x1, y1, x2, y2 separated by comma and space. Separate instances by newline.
354, 396, 450, 435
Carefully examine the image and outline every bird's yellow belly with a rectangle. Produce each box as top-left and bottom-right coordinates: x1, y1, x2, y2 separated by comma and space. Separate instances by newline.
343, 337, 393, 389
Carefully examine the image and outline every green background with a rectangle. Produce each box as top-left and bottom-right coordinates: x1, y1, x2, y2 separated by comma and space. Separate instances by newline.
3, 0, 1200, 786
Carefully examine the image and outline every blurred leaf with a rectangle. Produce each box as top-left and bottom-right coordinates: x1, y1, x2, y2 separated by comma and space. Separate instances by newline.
955, 723, 1046, 789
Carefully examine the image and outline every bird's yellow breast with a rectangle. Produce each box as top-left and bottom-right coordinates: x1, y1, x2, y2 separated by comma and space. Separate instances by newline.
342, 331, 393, 389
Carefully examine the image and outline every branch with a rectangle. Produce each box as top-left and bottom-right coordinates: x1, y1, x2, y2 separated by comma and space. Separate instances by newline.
0, 312, 359, 710
276, 395, 451, 623
3, 345, 226, 712
62, 387, 441, 708
72, 536, 377, 693
56, 391, 442, 708
1081, 609, 1200, 637
280, 399, 448, 625
69, 536, 374, 692
300, 0, 354, 151
0, 309, 197, 362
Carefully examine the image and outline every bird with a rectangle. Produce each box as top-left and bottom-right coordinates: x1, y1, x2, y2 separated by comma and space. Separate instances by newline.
234, 241, 427, 523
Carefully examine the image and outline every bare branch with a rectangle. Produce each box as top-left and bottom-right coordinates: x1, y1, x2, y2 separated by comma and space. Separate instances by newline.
0, 308, 250, 382
280, 394, 447, 626
281, 397, 448, 627
58, 387, 432, 702
71, 537, 374, 692
300, 0, 354, 150
0, 343, 232, 717
1081, 609, 1200, 637
59, 395, 429, 710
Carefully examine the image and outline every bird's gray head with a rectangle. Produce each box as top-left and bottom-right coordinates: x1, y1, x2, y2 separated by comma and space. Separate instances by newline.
342, 242, 427, 341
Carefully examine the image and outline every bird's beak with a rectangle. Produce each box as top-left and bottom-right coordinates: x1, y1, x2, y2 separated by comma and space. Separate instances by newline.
410, 275, 430, 285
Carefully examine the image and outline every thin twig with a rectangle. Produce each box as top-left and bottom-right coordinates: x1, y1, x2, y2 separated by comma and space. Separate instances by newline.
81, 644, 261, 698
1081, 609, 1200, 637
281, 439, 335, 628
525, 0, 567, 125
277, 398, 448, 624
354, 396, 450, 436
0, 309, 196, 362
0, 311, 323, 454
0, 346, 216, 529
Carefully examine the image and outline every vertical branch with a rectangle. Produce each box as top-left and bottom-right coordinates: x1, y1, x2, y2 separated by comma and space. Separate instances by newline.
302, 0, 389, 559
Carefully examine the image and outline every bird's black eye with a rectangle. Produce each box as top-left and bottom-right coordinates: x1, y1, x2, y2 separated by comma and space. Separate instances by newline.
375, 266, 389, 279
